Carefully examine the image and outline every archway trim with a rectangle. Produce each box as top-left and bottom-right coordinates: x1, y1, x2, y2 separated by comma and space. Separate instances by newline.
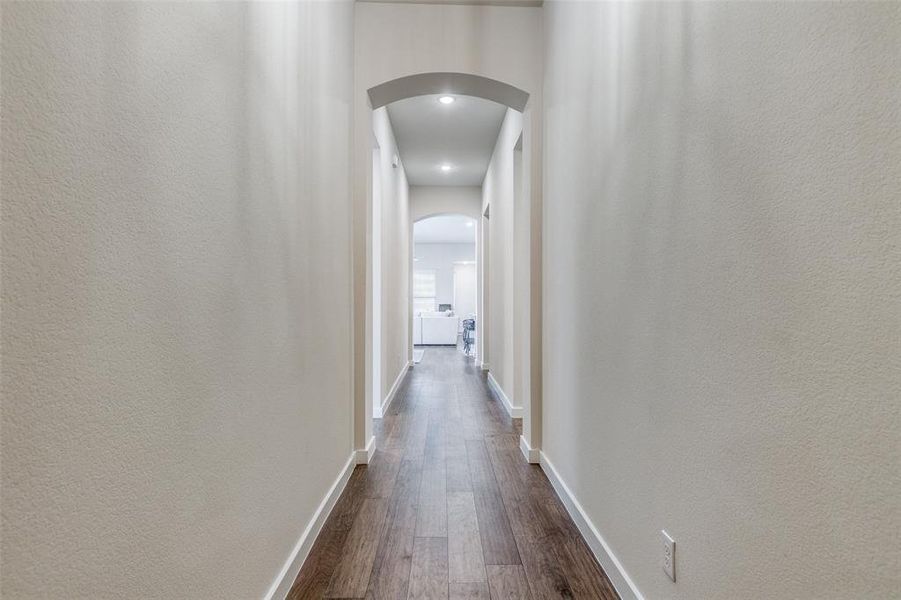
367, 72, 529, 112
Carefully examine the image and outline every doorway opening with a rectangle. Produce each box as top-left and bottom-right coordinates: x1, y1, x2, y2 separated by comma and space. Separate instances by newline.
358, 72, 541, 466
367, 144, 382, 421
412, 214, 478, 362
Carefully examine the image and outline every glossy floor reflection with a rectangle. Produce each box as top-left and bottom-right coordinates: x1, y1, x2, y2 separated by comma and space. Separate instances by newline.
288, 347, 618, 599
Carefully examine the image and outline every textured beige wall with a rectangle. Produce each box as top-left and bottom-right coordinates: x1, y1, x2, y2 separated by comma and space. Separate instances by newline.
543, 2, 901, 598
372, 108, 411, 405
1, 2, 354, 598
482, 109, 523, 405
411, 186, 482, 222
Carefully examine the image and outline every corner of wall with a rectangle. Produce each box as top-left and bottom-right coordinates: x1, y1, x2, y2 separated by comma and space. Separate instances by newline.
264, 453, 358, 600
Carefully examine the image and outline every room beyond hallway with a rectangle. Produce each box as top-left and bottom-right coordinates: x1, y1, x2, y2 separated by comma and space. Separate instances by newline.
412, 214, 478, 351
288, 347, 617, 599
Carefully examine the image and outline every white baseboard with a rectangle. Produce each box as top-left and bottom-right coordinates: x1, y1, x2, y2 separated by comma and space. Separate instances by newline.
374, 360, 411, 419
355, 435, 376, 465
264, 453, 356, 600
539, 452, 644, 600
486, 371, 522, 418
519, 435, 540, 464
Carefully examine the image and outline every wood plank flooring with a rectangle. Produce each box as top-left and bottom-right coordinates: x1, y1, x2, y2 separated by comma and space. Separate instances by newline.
288, 347, 618, 599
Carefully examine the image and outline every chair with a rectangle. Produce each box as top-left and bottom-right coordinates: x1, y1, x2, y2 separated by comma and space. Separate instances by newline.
462, 318, 475, 355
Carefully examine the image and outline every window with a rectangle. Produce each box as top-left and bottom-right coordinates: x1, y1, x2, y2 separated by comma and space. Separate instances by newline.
413, 270, 436, 314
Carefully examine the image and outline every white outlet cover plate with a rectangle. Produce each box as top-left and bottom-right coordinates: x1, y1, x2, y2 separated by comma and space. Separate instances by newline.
661, 530, 675, 581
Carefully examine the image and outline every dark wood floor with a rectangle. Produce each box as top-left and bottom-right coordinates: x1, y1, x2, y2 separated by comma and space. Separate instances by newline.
287, 347, 618, 599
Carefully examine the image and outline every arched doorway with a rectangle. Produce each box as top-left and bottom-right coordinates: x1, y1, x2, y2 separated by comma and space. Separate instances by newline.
411, 213, 478, 361
354, 72, 542, 467
367, 72, 529, 112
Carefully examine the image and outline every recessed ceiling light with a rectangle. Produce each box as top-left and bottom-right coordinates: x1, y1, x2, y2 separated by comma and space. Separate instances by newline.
440, 164, 452, 172
466, 221, 474, 227
438, 95, 455, 104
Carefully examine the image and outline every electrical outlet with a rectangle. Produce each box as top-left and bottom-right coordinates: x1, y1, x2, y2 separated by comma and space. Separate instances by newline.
661, 530, 675, 582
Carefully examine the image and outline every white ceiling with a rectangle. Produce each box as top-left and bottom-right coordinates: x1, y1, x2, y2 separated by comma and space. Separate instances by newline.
386, 94, 507, 186
414, 214, 476, 243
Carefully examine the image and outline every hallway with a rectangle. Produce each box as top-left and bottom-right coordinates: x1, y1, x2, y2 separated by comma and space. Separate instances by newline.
288, 347, 617, 599
4, 1, 899, 598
